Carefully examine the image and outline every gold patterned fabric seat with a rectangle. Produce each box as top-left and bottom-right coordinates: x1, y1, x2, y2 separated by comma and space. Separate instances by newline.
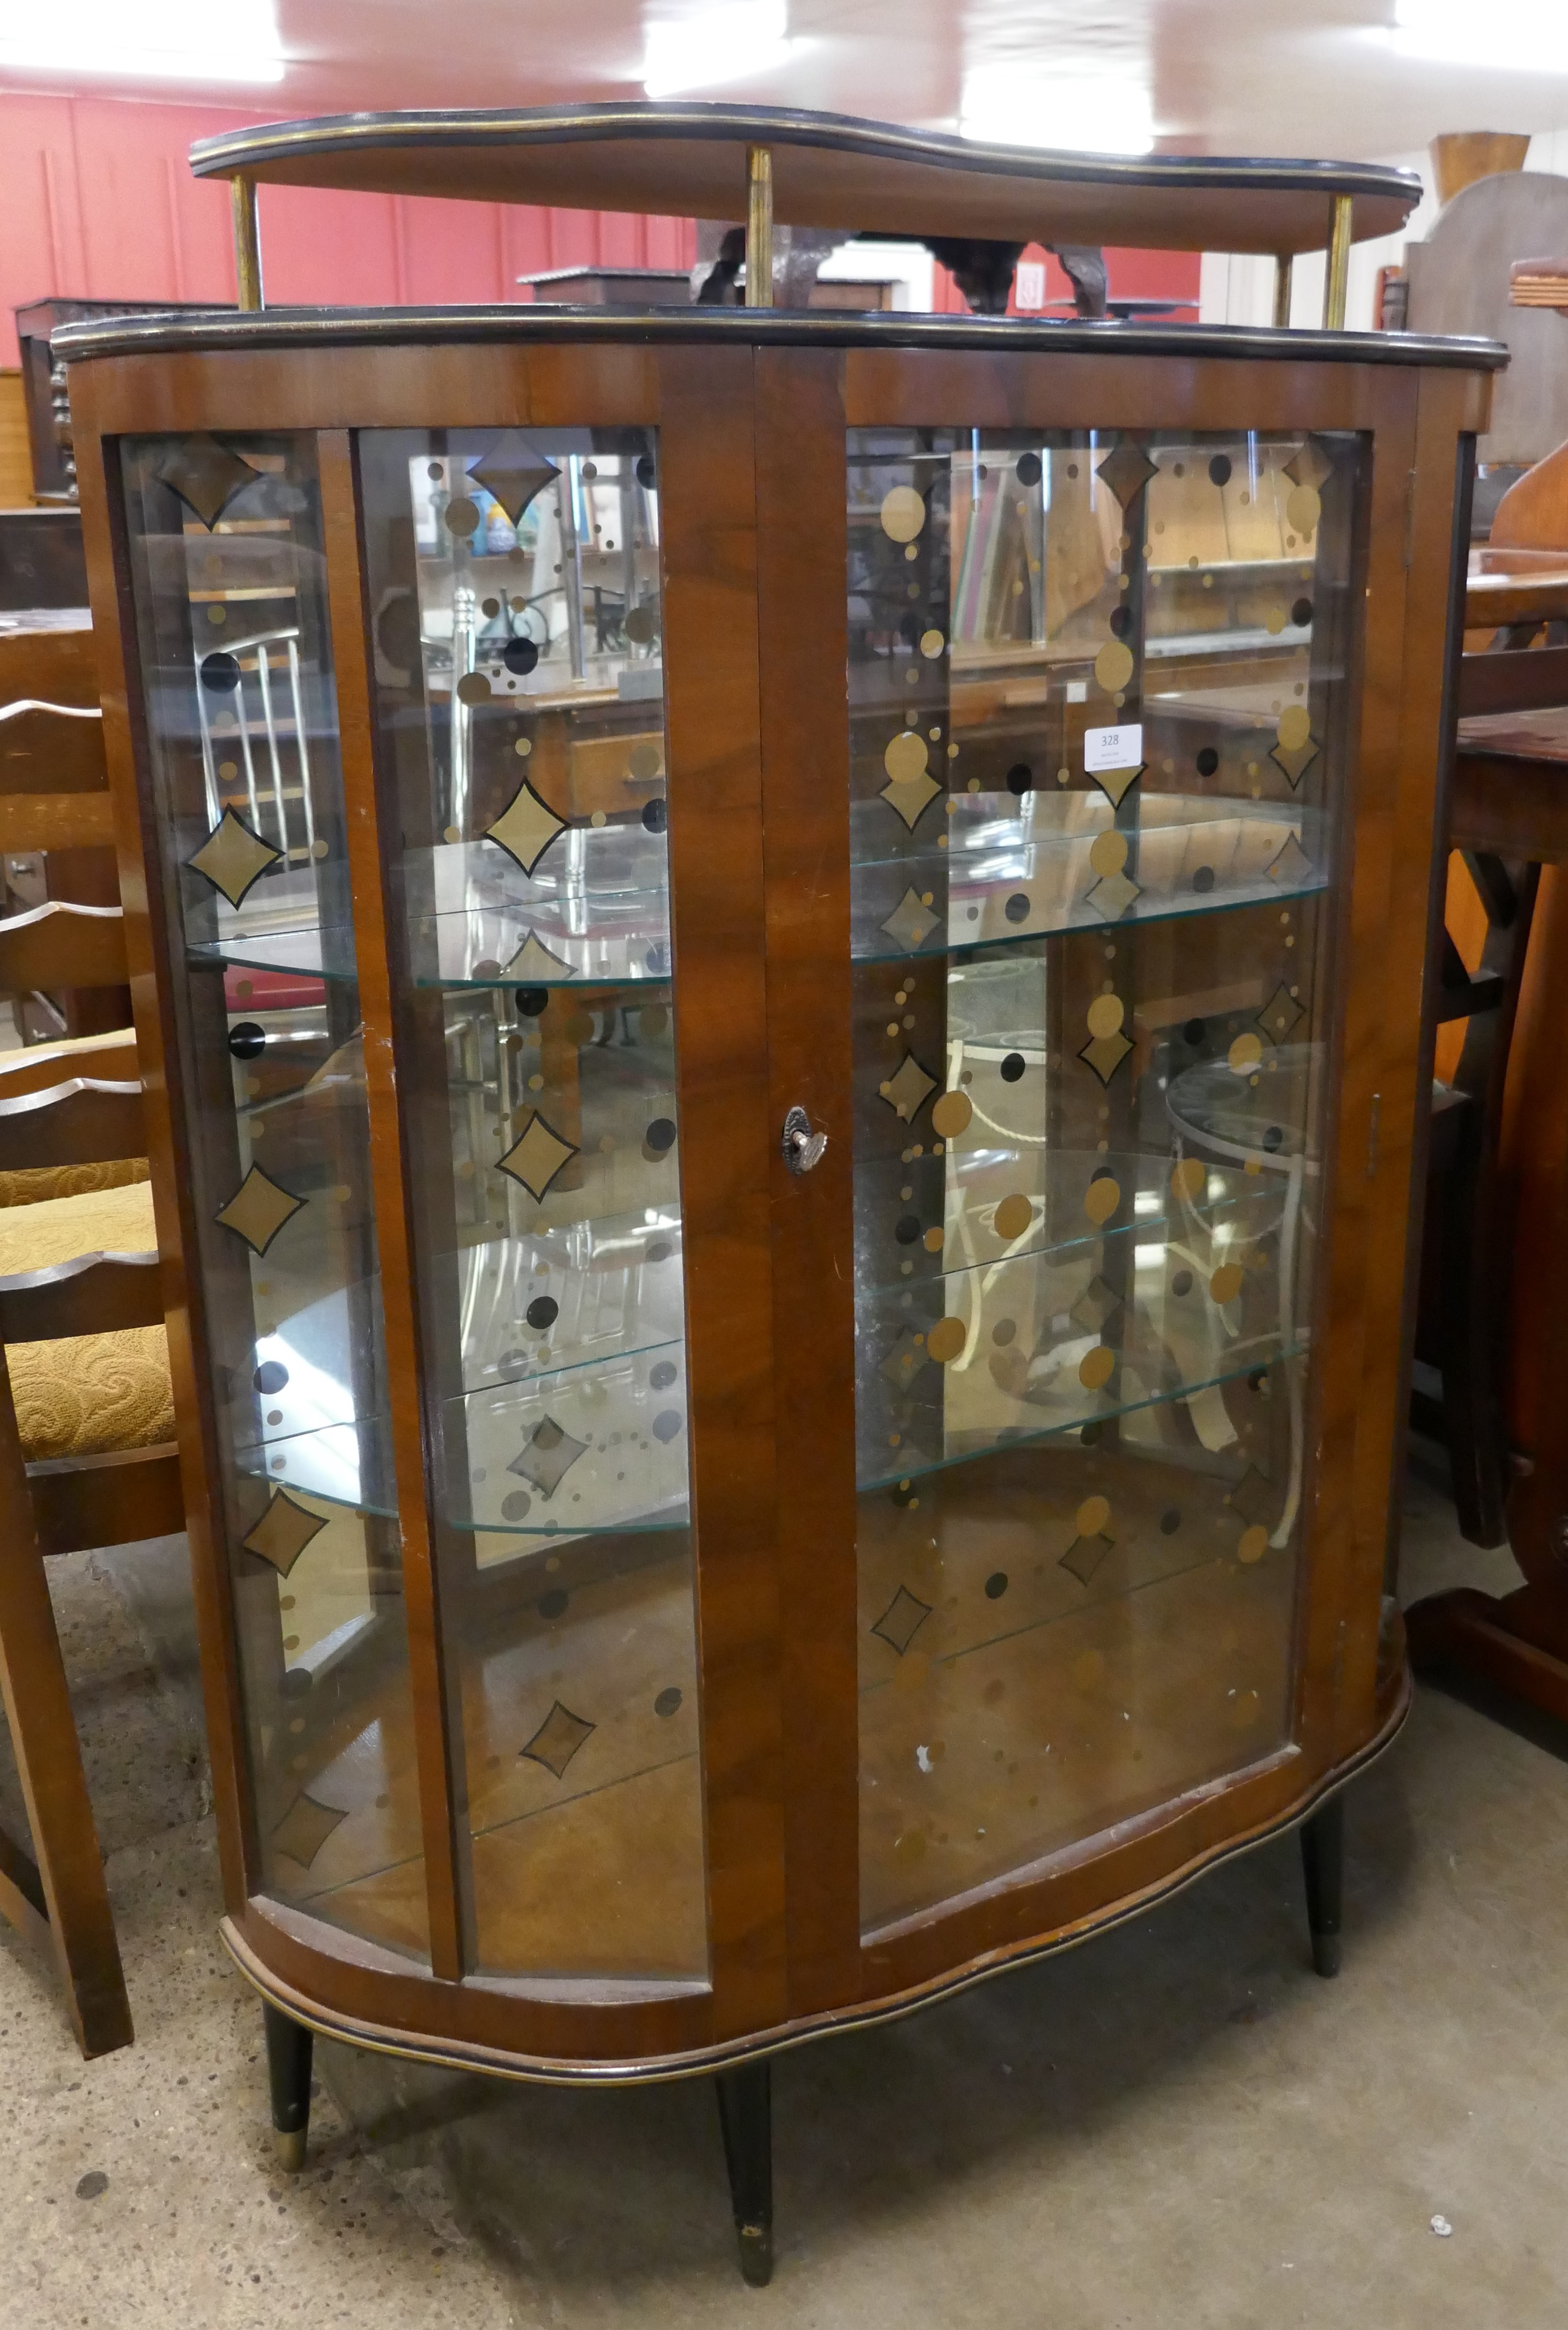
0, 1027, 146, 1211
0, 1178, 172, 1460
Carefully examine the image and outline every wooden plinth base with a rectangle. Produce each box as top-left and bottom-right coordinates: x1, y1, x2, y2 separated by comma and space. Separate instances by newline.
1406, 1583, 1568, 1724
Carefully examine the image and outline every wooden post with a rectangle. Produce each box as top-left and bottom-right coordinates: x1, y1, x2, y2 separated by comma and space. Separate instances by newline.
1273, 254, 1294, 329
746, 145, 774, 308
1323, 195, 1353, 330
231, 174, 263, 312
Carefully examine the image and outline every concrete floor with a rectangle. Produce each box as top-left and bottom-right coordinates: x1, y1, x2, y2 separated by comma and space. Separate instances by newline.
3, 1465, 1566, 2328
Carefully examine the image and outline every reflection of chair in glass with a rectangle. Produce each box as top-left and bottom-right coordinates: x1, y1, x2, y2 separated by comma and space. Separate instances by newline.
194, 624, 317, 861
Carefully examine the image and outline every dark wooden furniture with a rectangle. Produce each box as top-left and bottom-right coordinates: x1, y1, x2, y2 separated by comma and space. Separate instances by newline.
60, 102, 1495, 2283
15, 300, 233, 503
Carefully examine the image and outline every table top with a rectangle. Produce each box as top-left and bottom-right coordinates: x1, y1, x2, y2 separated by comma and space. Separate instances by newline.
1458, 707, 1568, 761
188, 101, 1422, 258
1465, 565, 1568, 630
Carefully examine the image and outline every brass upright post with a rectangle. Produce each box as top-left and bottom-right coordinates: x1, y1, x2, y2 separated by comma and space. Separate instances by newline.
1323, 195, 1353, 330
745, 145, 774, 308
1273, 254, 1294, 330
231, 174, 264, 312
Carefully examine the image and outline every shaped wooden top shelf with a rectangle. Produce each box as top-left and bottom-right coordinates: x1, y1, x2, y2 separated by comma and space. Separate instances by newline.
188, 101, 1421, 258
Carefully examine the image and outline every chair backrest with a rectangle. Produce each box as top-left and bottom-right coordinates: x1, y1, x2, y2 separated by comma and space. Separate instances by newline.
0, 624, 97, 711
0, 1247, 161, 1343
0, 698, 107, 793
0, 900, 128, 995
1458, 644, 1568, 718
0, 1077, 144, 1174
0, 1029, 137, 1100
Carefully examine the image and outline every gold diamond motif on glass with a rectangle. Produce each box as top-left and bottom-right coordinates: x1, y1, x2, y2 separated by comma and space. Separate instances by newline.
1257, 984, 1306, 1044
1270, 737, 1319, 788
880, 1329, 929, 1393
272, 1792, 347, 1868
880, 769, 941, 830
1089, 759, 1145, 811
215, 1164, 306, 1255
1284, 439, 1332, 493
879, 1051, 938, 1122
187, 809, 281, 908
871, 1584, 932, 1655
501, 929, 575, 984
486, 780, 568, 877
1095, 440, 1158, 507
1229, 1465, 1276, 1527
242, 1489, 328, 1577
519, 1699, 594, 1779
1059, 1531, 1115, 1586
881, 887, 941, 953
150, 434, 262, 528
507, 1413, 588, 1498
1087, 868, 1141, 920
470, 435, 562, 527
1266, 832, 1315, 889
499, 1111, 578, 1201
1071, 1274, 1122, 1333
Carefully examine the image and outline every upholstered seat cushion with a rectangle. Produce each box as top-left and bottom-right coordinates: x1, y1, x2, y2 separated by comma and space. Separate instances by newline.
0, 1178, 173, 1461
0, 1027, 147, 1211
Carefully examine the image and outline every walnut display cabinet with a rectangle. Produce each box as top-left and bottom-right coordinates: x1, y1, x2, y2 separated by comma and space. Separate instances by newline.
61, 105, 1500, 2284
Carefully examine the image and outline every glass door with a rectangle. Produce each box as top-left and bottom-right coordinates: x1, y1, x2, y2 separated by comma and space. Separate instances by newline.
845, 426, 1363, 1931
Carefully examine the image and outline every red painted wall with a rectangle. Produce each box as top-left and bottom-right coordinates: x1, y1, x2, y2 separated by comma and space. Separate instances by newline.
0, 91, 695, 364
1, 91, 1200, 364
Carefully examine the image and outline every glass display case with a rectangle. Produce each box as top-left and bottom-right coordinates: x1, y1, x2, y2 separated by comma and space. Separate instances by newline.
62, 102, 1500, 2286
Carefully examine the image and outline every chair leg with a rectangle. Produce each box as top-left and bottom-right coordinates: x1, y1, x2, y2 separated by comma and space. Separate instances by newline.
715, 2059, 774, 2287
263, 2000, 314, 2172
0, 1448, 131, 2057
1300, 1795, 1344, 1979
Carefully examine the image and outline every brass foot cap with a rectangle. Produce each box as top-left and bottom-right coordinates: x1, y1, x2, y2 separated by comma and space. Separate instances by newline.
736, 2223, 774, 2288
273, 2126, 308, 2173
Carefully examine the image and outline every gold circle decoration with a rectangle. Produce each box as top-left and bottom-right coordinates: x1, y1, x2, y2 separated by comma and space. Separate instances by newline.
1088, 828, 1128, 878
884, 730, 930, 783
514, 736, 532, 757
880, 485, 926, 543
931, 1090, 973, 1140
1276, 704, 1311, 753
444, 496, 482, 537
1265, 604, 1287, 636
456, 672, 492, 705
923, 1227, 945, 1253
1172, 1157, 1206, 1203
1079, 1344, 1115, 1390
628, 741, 664, 781
920, 628, 945, 658
1094, 639, 1135, 695
927, 1316, 966, 1364
1285, 484, 1321, 538
993, 1193, 1033, 1241
1238, 1525, 1268, 1564
1076, 1494, 1111, 1538
1084, 1176, 1121, 1225
1209, 1263, 1245, 1304
1086, 992, 1125, 1040
1228, 1032, 1262, 1074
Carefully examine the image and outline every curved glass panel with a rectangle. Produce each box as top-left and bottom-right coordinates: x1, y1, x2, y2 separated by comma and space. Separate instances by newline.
848, 426, 1364, 1932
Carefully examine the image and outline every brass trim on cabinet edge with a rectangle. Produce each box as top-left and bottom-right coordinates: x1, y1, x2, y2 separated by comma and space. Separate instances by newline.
221, 1663, 1411, 2090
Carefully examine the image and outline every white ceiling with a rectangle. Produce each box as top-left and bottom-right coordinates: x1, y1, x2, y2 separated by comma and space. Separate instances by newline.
2, 1, 1568, 164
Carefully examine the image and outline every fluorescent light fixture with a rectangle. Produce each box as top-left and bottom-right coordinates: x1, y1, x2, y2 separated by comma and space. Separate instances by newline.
961, 65, 1155, 157
643, 2, 798, 98
0, 0, 285, 82
1372, 0, 1568, 71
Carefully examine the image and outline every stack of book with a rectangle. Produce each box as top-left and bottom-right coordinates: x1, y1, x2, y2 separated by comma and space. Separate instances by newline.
1510, 259, 1568, 309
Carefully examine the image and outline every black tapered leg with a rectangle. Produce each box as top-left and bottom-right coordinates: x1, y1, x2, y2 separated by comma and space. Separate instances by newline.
263, 2001, 314, 2172
1300, 1795, 1344, 1978
715, 2060, 773, 2286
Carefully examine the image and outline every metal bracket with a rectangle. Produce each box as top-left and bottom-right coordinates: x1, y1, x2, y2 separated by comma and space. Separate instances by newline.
781, 1105, 827, 1175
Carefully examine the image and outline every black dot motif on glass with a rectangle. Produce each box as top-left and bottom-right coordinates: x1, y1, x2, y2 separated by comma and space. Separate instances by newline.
503, 636, 540, 676
1080, 1422, 1102, 1448
650, 1360, 677, 1390
1195, 746, 1219, 776
895, 1213, 922, 1244
1172, 1269, 1193, 1296
1004, 893, 1030, 924
645, 944, 671, 974
1109, 605, 1132, 640
1262, 1125, 1284, 1152
1248, 1366, 1268, 1392
427, 461, 444, 480
1000, 1051, 1026, 1082
655, 1687, 683, 1718
526, 1296, 558, 1330
1292, 597, 1314, 627
652, 1409, 684, 1443
254, 1360, 289, 1396
515, 986, 548, 1018
1016, 451, 1043, 487
280, 1667, 313, 1701
200, 650, 241, 693
1160, 1508, 1181, 1535
645, 1117, 677, 1154
227, 1020, 266, 1059
502, 1489, 532, 1521
642, 799, 667, 834
636, 452, 657, 491
1006, 762, 1033, 795
538, 1589, 569, 1619
1193, 866, 1215, 893
984, 1571, 1009, 1600
1208, 454, 1233, 487
646, 1240, 673, 1263
992, 1318, 1016, 1346
1183, 1017, 1206, 1045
